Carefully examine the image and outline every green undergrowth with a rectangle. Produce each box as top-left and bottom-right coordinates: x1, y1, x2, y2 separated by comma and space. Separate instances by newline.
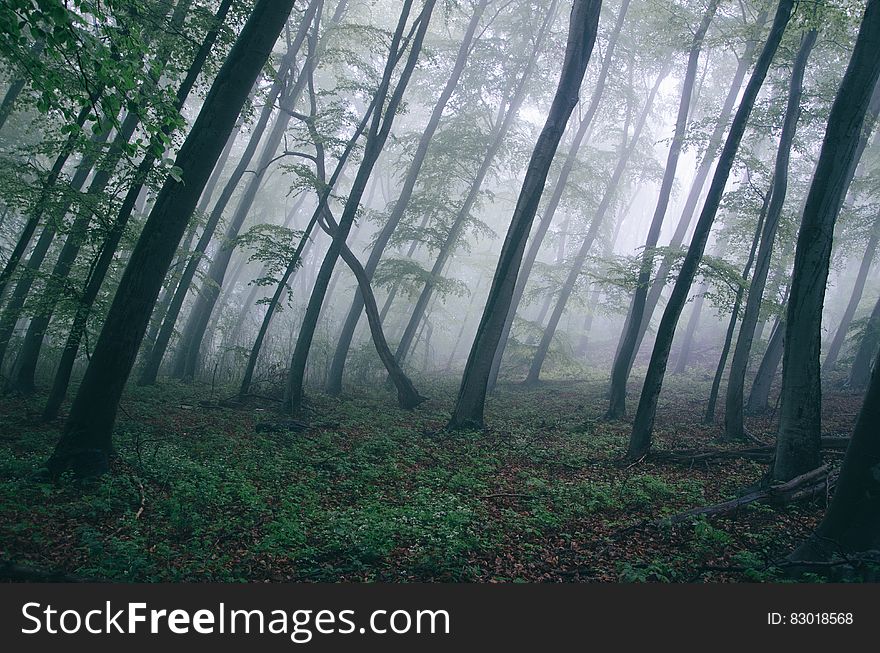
0, 375, 853, 582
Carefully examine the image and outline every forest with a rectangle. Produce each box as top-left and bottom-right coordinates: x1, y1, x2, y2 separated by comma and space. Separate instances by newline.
0, 0, 878, 584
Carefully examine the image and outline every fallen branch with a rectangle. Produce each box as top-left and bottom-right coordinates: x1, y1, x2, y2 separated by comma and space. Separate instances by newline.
658, 464, 835, 526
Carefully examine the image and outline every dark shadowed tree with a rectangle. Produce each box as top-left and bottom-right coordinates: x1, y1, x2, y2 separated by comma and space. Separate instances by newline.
626, 0, 795, 460
447, 0, 603, 430
773, 0, 880, 482
45, 0, 300, 477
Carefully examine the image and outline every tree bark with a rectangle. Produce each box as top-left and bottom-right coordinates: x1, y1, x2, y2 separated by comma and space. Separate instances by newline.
789, 344, 880, 564
773, 0, 880, 481
606, 0, 718, 418
446, 0, 603, 429
45, 0, 299, 476
627, 0, 794, 461
724, 29, 817, 442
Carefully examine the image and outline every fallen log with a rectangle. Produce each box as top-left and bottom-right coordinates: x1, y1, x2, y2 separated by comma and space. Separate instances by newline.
658, 464, 835, 526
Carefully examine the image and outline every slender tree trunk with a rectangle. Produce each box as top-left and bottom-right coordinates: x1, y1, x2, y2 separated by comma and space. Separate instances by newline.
773, 0, 880, 482
324, 0, 489, 395
0, 124, 112, 371
447, 0, 602, 429
44, 0, 299, 476
672, 281, 706, 374
724, 29, 817, 442
0, 40, 44, 130
136, 0, 323, 386
747, 312, 785, 413
848, 292, 880, 390
0, 102, 94, 299
627, 0, 795, 460
487, 0, 631, 391
393, 1, 559, 370
41, 0, 243, 418
618, 9, 769, 369
704, 182, 771, 425
286, 0, 435, 413
824, 210, 880, 369
606, 0, 718, 418
523, 63, 668, 386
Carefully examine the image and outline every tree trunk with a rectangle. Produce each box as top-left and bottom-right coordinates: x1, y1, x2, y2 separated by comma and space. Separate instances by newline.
789, 344, 880, 565
45, 0, 299, 477
285, 0, 435, 413
627, 0, 795, 461
824, 210, 880, 369
606, 0, 718, 418
523, 63, 668, 387
704, 180, 772, 425
848, 292, 880, 390
446, 0, 602, 429
773, 0, 880, 482
724, 29, 817, 442
672, 282, 706, 374
487, 0, 630, 392
746, 313, 785, 413
324, 0, 489, 395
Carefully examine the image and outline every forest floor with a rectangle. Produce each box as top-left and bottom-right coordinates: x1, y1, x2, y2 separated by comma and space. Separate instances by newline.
0, 372, 864, 582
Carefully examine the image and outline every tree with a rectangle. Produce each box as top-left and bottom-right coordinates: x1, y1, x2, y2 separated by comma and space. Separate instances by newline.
626, 0, 795, 460
285, 0, 436, 413
773, 0, 880, 482
606, 0, 719, 418
325, 0, 490, 395
447, 0, 603, 430
45, 0, 300, 478
788, 344, 880, 567
723, 28, 817, 442
487, 0, 631, 392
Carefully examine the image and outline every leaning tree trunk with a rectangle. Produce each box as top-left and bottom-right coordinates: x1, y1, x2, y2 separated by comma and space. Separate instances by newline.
724, 29, 817, 442
627, 0, 795, 461
789, 344, 880, 565
45, 0, 299, 477
522, 63, 668, 387
446, 0, 603, 429
824, 210, 880, 369
40, 0, 246, 419
0, 123, 112, 371
848, 292, 880, 391
773, 0, 880, 482
704, 181, 771, 425
606, 0, 718, 418
325, 0, 490, 395
487, 0, 630, 392
618, 9, 769, 369
286, 0, 435, 413
746, 311, 785, 413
